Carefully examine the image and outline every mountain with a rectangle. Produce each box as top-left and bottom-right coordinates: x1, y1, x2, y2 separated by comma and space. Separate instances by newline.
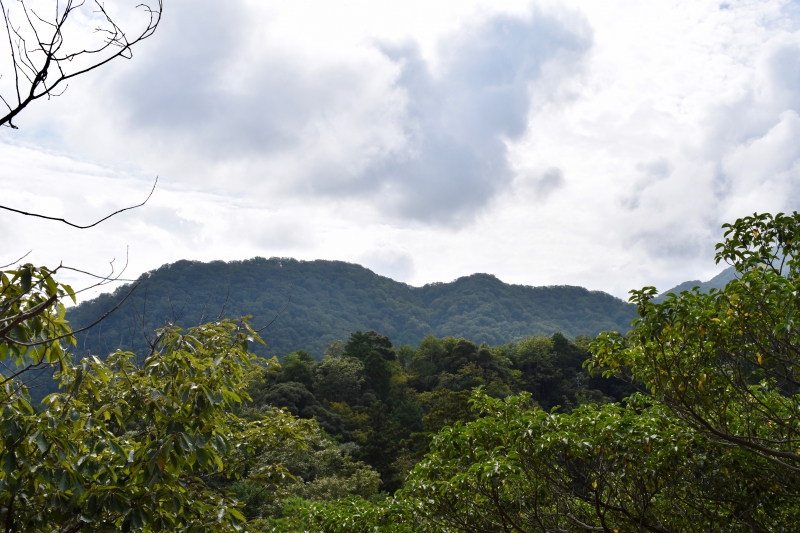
65, 257, 637, 359
654, 266, 737, 302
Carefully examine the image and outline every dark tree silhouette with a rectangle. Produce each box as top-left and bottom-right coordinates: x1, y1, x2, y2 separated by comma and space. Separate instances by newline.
0, 0, 162, 129
0, 0, 163, 225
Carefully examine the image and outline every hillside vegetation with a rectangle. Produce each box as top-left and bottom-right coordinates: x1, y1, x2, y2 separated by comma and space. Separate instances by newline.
66, 258, 637, 358
4, 213, 800, 532
239, 329, 633, 501
654, 265, 737, 301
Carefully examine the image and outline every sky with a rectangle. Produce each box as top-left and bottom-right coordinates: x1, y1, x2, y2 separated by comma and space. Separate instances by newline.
2, 0, 800, 301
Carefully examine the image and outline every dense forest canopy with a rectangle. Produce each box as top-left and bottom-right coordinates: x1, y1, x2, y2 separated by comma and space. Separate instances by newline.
65, 258, 638, 359
8, 3, 799, 532
265, 212, 800, 532
3, 212, 800, 533
240, 329, 632, 499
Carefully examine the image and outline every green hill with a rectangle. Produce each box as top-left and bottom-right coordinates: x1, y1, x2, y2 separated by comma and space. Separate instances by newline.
66, 257, 637, 359
654, 266, 737, 302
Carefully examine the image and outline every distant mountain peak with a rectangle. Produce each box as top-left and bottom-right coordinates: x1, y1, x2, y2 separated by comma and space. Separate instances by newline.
66, 257, 638, 359
655, 266, 737, 302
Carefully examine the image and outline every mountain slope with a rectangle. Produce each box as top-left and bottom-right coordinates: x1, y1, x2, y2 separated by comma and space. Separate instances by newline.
66, 257, 637, 358
654, 266, 737, 302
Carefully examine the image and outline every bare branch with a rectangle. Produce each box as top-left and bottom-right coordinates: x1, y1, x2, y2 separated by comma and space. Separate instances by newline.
63, 248, 136, 296
58, 265, 136, 283
0, 0, 163, 128
215, 281, 231, 323
197, 291, 215, 326
2, 279, 140, 347
0, 0, 21, 110
0, 250, 32, 269
254, 285, 292, 332
0, 176, 158, 228
166, 288, 187, 324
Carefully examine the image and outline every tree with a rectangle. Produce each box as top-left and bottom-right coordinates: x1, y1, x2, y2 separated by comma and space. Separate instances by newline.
406, 335, 444, 391
324, 340, 345, 359
313, 356, 364, 405
289, 213, 800, 532
1, 264, 78, 391
279, 350, 315, 388
343, 331, 395, 362
0, 0, 161, 129
353, 401, 405, 493
590, 212, 800, 479
264, 495, 412, 533
0, 262, 134, 393
0, 0, 162, 226
231, 423, 381, 522
396, 345, 414, 370
363, 351, 392, 401
1, 263, 308, 532
403, 391, 795, 533
259, 381, 322, 418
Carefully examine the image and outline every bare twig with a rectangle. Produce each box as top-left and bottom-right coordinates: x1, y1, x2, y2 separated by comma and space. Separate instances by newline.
215, 281, 231, 323
0, 177, 158, 229
0, 250, 32, 269
0, 0, 162, 128
254, 285, 293, 332
59, 265, 136, 284
166, 288, 187, 324
1, 280, 140, 348
67, 249, 135, 296
197, 291, 215, 326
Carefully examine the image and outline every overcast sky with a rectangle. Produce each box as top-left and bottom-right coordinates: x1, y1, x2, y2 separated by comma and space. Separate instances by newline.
2, 0, 800, 300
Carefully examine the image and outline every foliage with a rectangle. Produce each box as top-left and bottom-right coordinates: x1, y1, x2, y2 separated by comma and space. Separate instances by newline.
231, 424, 381, 521
278, 350, 315, 388
247, 329, 627, 494
25, 212, 800, 532
590, 212, 800, 479
313, 356, 364, 405
260, 495, 413, 533
402, 391, 798, 533
1, 263, 310, 533
344, 331, 396, 361
276, 212, 800, 532
0, 265, 644, 533
66, 258, 637, 360
1, 264, 76, 390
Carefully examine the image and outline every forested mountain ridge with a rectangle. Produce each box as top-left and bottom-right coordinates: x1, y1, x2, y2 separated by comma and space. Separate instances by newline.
654, 265, 737, 302
6, 214, 800, 533
66, 257, 637, 358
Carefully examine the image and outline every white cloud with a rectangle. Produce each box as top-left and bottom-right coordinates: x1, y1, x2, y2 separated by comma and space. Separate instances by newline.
359, 245, 416, 283
348, 8, 590, 225
3, 0, 800, 301
514, 167, 566, 202
38, 1, 590, 226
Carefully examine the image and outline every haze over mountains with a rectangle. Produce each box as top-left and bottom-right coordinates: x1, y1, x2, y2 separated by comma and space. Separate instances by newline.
66, 257, 639, 359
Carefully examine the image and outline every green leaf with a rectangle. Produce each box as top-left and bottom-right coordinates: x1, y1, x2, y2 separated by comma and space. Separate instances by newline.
2, 452, 16, 475
20, 267, 31, 293
35, 431, 48, 453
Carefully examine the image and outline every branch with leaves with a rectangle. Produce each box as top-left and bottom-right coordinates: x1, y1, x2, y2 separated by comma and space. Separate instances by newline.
0, 256, 137, 395
589, 212, 800, 474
